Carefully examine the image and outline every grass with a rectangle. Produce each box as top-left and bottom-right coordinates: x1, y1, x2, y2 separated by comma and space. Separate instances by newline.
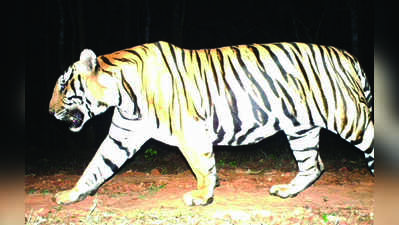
140, 183, 167, 199
25, 205, 373, 225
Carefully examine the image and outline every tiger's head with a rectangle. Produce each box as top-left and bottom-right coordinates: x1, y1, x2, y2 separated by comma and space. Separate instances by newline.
49, 49, 119, 132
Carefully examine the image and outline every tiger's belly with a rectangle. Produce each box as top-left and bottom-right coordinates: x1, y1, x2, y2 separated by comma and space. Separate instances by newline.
209, 112, 281, 146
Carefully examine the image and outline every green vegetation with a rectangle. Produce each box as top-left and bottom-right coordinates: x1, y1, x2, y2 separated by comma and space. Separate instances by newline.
144, 148, 158, 161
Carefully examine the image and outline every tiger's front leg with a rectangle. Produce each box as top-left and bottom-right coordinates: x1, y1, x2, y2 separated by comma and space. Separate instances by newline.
54, 126, 148, 205
176, 126, 217, 206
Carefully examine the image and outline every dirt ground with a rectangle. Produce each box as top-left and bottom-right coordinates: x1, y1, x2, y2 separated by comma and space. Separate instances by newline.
25, 165, 374, 224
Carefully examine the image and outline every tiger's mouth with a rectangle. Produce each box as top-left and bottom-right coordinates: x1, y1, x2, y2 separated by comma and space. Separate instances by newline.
65, 109, 84, 132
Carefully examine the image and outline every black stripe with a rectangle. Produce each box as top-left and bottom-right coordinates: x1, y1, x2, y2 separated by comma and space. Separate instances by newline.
312, 68, 328, 119
66, 95, 83, 102
209, 51, 221, 94
328, 48, 355, 97
344, 123, 354, 139
290, 44, 311, 89
295, 127, 316, 135
249, 96, 268, 125
320, 47, 337, 112
102, 155, 119, 173
156, 43, 180, 122
292, 146, 317, 152
97, 167, 102, 178
77, 75, 84, 92
195, 50, 202, 71
302, 164, 317, 172
287, 134, 304, 141
116, 108, 139, 121
351, 138, 362, 146
70, 78, 77, 95
100, 56, 117, 66
100, 68, 113, 76
141, 44, 150, 53
309, 44, 321, 75
111, 121, 132, 132
168, 43, 191, 111
281, 99, 300, 127
236, 124, 260, 144
236, 47, 273, 113
213, 126, 226, 145
87, 106, 94, 118
199, 52, 213, 112
223, 80, 242, 145
227, 57, 244, 89
212, 111, 219, 133
244, 48, 277, 109
248, 45, 266, 72
263, 71, 279, 96
335, 81, 347, 132
365, 146, 373, 154
311, 93, 327, 125
181, 48, 188, 73
216, 49, 224, 68
253, 80, 271, 112
331, 47, 357, 89
273, 119, 280, 130
117, 90, 122, 106
263, 45, 289, 81
230, 47, 246, 88
275, 43, 297, 66
157, 43, 175, 77
168, 106, 173, 134
114, 57, 136, 64
152, 103, 161, 128
296, 156, 312, 163
277, 81, 297, 117
108, 135, 130, 157
121, 70, 140, 115
123, 49, 144, 62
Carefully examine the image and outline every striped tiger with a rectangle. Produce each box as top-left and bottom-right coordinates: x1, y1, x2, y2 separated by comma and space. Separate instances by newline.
49, 41, 374, 206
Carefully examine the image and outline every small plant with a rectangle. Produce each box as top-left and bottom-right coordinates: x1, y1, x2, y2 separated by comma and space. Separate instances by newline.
144, 148, 158, 161
161, 168, 168, 175
217, 159, 226, 167
322, 212, 338, 223
139, 183, 167, 199
229, 161, 238, 167
28, 189, 37, 194
41, 189, 50, 195
148, 184, 166, 194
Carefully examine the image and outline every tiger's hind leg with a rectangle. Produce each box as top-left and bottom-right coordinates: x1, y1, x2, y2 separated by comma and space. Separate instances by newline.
270, 126, 324, 198
353, 121, 374, 175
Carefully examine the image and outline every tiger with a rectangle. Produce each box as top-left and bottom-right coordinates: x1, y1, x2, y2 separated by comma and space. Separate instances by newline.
49, 41, 374, 206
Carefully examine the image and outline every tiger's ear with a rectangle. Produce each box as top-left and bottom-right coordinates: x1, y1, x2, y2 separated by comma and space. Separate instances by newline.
80, 49, 97, 72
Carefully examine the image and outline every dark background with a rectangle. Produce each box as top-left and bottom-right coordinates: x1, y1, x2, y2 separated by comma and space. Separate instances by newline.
26, 0, 373, 173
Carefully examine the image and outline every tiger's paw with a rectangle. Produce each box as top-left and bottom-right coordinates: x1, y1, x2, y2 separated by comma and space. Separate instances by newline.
53, 187, 87, 205
183, 190, 213, 206
269, 184, 299, 199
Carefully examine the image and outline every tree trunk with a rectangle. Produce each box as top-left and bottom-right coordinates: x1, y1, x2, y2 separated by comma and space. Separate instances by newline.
172, 0, 186, 46
56, 0, 65, 70
350, 1, 359, 56
144, 0, 151, 42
